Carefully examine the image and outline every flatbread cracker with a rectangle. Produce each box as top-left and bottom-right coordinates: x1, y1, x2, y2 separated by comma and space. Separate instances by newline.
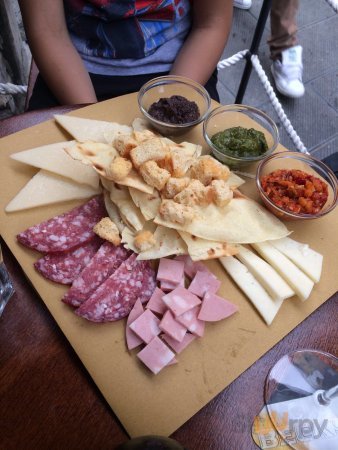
129, 187, 161, 220
178, 231, 239, 261
137, 225, 187, 260
103, 190, 125, 233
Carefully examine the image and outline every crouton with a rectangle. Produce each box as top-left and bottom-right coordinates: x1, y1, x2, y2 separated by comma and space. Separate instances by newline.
113, 134, 138, 158
129, 138, 168, 168
174, 179, 213, 206
139, 160, 171, 190
162, 177, 190, 199
106, 156, 132, 181
159, 199, 195, 225
210, 179, 233, 207
133, 129, 157, 143
133, 230, 156, 252
93, 217, 121, 246
189, 156, 230, 185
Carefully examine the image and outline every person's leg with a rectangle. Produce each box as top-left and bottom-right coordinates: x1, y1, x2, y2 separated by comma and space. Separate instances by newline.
268, 0, 299, 60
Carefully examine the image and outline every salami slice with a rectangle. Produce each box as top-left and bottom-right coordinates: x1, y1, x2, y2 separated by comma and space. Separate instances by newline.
34, 236, 103, 285
17, 195, 106, 253
138, 264, 157, 304
62, 242, 131, 307
75, 254, 156, 322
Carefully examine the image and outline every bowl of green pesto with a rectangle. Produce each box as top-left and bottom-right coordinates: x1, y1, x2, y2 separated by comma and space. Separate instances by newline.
203, 104, 279, 168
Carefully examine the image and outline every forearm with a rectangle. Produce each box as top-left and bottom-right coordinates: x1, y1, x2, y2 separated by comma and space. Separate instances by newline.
170, 0, 233, 85
20, 0, 97, 105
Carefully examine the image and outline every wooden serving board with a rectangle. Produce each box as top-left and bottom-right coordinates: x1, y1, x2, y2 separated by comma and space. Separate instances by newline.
0, 94, 337, 437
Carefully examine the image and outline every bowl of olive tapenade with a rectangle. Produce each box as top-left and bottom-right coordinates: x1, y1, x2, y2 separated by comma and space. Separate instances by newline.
203, 104, 279, 168
138, 75, 211, 136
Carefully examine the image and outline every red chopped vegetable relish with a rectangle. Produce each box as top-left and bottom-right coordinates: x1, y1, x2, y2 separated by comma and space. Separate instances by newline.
261, 169, 329, 214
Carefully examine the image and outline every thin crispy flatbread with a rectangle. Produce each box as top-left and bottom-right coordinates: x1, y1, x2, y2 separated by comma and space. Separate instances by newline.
178, 231, 239, 261
10, 141, 100, 189
5, 169, 101, 212
137, 225, 187, 260
129, 187, 161, 220
54, 114, 131, 143
154, 197, 290, 244
108, 182, 145, 231
103, 190, 125, 233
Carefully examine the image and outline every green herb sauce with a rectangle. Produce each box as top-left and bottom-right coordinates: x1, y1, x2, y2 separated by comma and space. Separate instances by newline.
211, 126, 268, 157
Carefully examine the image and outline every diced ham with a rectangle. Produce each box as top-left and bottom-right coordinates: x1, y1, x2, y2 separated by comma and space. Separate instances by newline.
146, 287, 167, 315
175, 255, 210, 279
126, 299, 144, 350
176, 305, 205, 337
161, 333, 196, 354
160, 275, 185, 292
137, 336, 175, 374
167, 357, 178, 365
188, 270, 221, 298
156, 258, 184, 284
198, 292, 238, 322
159, 310, 187, 343
162, 287, 201, 317
129, 309, 161, 344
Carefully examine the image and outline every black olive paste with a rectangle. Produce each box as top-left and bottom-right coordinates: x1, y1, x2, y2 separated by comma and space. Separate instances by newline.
211, 126, 268, 157
148, 95, 200, 125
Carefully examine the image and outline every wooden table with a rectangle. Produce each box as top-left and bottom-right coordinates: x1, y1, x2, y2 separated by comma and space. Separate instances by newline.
0, 108, 337, 450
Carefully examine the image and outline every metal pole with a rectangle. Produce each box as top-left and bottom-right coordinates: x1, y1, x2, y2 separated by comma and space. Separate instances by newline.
235, 0, 273, 104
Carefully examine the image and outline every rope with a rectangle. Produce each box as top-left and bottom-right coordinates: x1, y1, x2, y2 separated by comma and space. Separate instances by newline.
217, 50, 308, 154
0, 82, 27, 95
326, 0, 338, 12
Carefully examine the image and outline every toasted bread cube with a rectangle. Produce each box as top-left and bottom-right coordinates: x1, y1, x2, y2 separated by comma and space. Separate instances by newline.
106, 156, 132, 181
133, 230, 156, 252
133, 129, 156, 143
159, 199, 195, 225
130, 138, 168, 168
162, 177, 190, 198
174, 179, 213, 206
190, 156, 230, 185
113, 134, 138, 158
210, 179, 233, 207
139, 160, 171, 190
93, 217, 121, 246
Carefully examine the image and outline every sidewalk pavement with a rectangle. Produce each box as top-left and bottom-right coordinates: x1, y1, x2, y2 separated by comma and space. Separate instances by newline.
217, 0, 338, 162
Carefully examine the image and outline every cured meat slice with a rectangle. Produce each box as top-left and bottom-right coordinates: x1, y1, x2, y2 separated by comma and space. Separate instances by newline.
126, 299, 144, 350
156, 258, 184, 284
146, 287, 167, 315
34, 236, 103, 285
62, 242, 131, 307
138, 265, 157, 304
175, 255, 210, 279
161, 332, 196, 354
188, 270, 221, 298
159, 310, 187, 343
137, 336, 175, 374
129, 309, 161, 344
162, 287, 201, 317
75, 254, 154, 322
176, 305, 205, 337
17, 195, 106, 253
198, 292, 238, 322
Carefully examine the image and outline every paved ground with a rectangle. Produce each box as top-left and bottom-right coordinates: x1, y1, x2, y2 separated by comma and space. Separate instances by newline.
217, 0, 338, 162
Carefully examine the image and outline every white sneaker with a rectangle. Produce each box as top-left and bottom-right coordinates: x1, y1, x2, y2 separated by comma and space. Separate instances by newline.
271, 45, 305, 98
234, 0, 252, 9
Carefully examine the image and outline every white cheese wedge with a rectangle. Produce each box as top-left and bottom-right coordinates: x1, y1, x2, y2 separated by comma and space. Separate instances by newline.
268, 237, 323, 283
219, 256, 283, 326
251, 242, 314, 302
10, 141, 99, 189
5, 169, 101, 212
236, 245, 295, 301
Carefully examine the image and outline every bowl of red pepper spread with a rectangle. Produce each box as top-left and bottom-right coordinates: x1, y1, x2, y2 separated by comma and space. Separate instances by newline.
256, 152, 338, 220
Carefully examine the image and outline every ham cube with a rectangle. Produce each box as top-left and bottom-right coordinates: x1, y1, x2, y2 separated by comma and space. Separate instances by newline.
167, 357, 178, 365
126, 299, 144, 350
176, 305, 205, 337
160, 275, 185, 292
137, 336, 175, 374
146, 287, 167, 315
198, 292, 238, 322
188, 270, 221, 298
159, 310, 187, 342
162, 287, 201, 317
175, 255, 210, 279
161, 332, 196, 354
129, 309, 161, 344
157, 258, 184, 284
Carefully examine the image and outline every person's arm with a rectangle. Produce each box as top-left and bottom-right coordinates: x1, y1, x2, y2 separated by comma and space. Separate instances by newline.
19, 0, 97, 105
170, 0, 233, 85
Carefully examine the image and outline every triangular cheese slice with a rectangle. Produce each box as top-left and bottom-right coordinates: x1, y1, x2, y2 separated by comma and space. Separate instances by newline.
10, 141, 99, 189
54, 114, 131, 143
5, 169, 101, 212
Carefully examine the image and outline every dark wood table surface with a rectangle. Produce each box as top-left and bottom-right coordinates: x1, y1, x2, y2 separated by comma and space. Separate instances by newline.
1, 108, 337, 450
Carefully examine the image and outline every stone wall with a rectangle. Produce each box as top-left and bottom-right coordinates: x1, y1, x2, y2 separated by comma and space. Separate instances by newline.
0, 0, 31, 118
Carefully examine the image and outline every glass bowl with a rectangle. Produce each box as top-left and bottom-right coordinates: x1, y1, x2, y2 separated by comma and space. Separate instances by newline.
256, 151, 338, 220
203, 104, 279, 168
137, 75, 211, 136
